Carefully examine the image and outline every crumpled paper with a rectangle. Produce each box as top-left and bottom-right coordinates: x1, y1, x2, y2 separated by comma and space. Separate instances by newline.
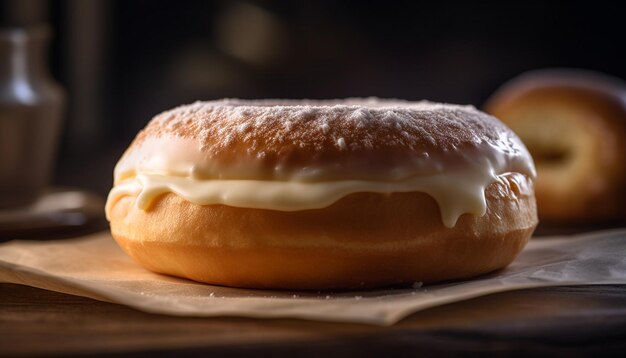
1, 229, 625, 326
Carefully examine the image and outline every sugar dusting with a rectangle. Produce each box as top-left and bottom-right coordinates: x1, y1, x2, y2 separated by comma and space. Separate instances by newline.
140, 98, 514, 161
337, 137, 347, 150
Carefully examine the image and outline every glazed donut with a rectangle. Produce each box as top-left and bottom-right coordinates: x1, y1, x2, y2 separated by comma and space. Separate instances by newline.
485, 69, 626, 223
105, 99, 537, 290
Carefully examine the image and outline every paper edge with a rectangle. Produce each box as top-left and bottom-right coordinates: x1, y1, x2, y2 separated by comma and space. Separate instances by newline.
2, 228, 626, 326
2, 257, 626, 326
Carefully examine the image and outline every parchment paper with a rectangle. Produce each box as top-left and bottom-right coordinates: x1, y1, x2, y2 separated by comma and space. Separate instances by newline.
1, 229, 625, 326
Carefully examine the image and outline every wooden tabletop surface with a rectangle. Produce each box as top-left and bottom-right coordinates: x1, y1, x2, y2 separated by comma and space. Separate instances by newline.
2, 283, 626, 356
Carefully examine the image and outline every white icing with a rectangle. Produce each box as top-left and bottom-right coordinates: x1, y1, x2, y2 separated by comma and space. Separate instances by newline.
106, 100, 536, 229
106, 136, 534, 228
107, 168, 494, 228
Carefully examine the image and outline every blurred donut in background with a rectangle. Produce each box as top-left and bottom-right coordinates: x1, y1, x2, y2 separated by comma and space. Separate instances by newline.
485, 69, 626, 223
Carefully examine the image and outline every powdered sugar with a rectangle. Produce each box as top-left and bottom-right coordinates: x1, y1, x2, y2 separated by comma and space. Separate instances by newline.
337, 137, 347, 150
143, 98, 508, 157
124, 98, 533, 183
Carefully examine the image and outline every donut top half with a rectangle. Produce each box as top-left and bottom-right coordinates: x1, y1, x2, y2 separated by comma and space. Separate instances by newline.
107, 98, 536, 228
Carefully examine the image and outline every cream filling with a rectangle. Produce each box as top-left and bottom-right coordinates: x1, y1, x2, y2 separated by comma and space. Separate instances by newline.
106, 168, 505, 228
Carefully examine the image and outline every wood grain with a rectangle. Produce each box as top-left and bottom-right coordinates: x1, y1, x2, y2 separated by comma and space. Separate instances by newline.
2, 283, 626, 356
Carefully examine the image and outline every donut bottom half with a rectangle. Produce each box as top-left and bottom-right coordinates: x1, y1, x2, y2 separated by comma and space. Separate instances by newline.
108, 173, 537, 290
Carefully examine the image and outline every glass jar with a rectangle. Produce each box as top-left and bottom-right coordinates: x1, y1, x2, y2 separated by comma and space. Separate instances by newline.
0, 25, 65, 209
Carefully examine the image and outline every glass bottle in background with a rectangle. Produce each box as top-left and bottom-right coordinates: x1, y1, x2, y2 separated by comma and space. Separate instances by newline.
0, 25, 65, 209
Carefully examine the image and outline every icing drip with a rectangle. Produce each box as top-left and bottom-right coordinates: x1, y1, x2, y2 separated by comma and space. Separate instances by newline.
107, 170, 495, 228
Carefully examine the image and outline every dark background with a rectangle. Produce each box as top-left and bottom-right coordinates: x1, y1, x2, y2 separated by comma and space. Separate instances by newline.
2, 0, 626, 196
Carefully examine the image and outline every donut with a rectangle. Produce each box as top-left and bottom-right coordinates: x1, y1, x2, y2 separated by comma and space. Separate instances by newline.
105, 99, 537, 290
485, 69, 626, 223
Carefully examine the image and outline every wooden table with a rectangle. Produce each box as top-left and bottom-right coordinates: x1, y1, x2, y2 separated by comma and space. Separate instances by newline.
2, 283, 626, 356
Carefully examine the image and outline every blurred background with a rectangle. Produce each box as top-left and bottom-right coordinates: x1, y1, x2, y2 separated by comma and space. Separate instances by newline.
1, 0, 625, 196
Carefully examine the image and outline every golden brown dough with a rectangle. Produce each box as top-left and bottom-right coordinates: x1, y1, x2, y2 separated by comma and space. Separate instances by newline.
109, 173, 536, 290
485, 69, 626, 223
